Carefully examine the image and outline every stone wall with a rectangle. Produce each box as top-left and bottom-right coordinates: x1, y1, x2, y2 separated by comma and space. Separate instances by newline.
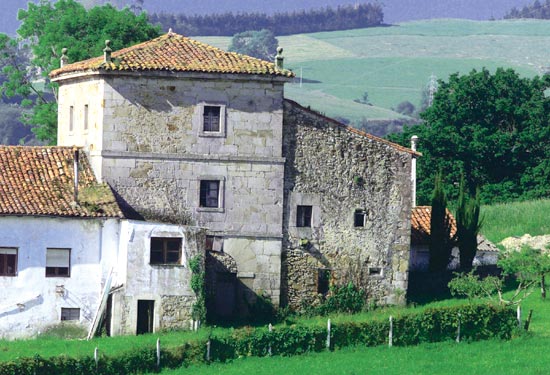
281, 100, 413, 309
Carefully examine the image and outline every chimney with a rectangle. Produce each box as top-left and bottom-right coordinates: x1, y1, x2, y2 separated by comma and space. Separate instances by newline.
60, 48, 68, 67
411, 135, 419, 207
73, 148, 79, 204
103, 40, 112, 63
275, 47, 284, 70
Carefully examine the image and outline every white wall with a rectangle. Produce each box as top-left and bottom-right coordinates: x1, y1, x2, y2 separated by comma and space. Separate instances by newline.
0, 216, 119, 339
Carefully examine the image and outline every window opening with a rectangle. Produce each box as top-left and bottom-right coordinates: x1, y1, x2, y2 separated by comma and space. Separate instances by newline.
200, 180, 220, 208
354, 209, 366, 227
296, 205, 313, 227
203, 105, 221, 132
61, 307, 80, 321
46, 248, 70, 277
150, 237, 182, 265
0, 248, 17, 276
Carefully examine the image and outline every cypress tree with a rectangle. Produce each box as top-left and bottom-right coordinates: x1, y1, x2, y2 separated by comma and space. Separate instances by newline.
456, 175, 482, 271
429, 173, 455, 272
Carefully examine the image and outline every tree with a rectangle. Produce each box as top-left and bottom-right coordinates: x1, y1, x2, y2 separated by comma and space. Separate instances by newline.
429, 172, 456, 272
449, 246, 550, 306
228, 29, 278, 61
388, 68, 550, 205
456, 175, 482, 271
0, 0, 160, 144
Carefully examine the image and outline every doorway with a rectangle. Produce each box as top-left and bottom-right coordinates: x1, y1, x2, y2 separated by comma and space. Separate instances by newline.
137, 300, 154, 334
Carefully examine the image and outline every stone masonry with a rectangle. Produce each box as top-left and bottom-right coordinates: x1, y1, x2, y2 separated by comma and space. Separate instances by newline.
281, 100, 413, 308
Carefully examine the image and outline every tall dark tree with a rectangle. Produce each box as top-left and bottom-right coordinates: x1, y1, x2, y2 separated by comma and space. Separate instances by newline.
0, 0, 160, 144
429, 172, 456, 272
456, 174, 482, 271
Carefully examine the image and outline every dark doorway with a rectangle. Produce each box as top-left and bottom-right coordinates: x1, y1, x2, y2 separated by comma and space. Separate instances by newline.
215, 272, 237, 318
137, 300, 154, 334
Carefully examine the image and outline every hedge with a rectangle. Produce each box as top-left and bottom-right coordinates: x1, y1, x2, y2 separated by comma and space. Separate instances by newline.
0, 304, 516, 375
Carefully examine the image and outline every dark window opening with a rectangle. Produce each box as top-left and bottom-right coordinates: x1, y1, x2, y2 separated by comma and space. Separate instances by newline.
205, 235, 224, 252
317, 269, 331, 295
0, 248, 17, 276
369, 267, 382, 276
354, 209, 366, 227
150, 237, 182, 265
61, 307, 80, 321
203, 105, 221, 132
296, 205, 312, 227
200, 180, 220, 208
84, 104, 89, 130
46, 248, 70, 277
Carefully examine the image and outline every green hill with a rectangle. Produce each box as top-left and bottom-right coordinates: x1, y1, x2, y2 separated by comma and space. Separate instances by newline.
198, 19, 550, 126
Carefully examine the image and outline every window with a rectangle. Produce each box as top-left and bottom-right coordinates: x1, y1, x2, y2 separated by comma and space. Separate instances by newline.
354, 209, 366, 227
46, 248, 70, 277
0, 248, 17, 276
84, 104, 89, 131
205, 235, 224, 252
61, 308, 80, 321
150, 237, 182, 265
296, 205, 312, 227
69, 106, 74, 132
369, 267, 382, 276
200, 180, 220, 208
203, 105, 221, 132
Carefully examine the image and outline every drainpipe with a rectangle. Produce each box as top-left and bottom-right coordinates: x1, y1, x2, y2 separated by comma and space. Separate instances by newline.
411, 135, 418, 207
73, 148, 79, 204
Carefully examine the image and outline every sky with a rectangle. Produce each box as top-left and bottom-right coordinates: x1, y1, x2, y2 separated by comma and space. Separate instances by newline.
0, 0, 538, 36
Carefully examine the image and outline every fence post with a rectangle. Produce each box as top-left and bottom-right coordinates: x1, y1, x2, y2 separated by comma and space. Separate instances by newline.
268, 323, 273, 356
206, 339, 211, 362
517, 305, 521, 328
156, 338, 161, 369
389, 316, 393, 348
94, 347, 99, 371
326, 319, 331, 350
456, 313, 461, 343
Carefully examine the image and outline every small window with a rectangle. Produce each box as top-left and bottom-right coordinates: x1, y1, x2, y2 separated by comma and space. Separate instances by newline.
369, 267, 382, 276
200, 180, 220, 208
203, 105, 221, 132
205, 236, 224, 252
46, 248, 70, 277
0, 248, 17, 276
61, 308, 80, 321
317, 269, 331, 295
69, 106, 74, 132
296, 205, 312, 227
150, 237, 182, 265
84, 104, 89, 131
354, 209, 366, 227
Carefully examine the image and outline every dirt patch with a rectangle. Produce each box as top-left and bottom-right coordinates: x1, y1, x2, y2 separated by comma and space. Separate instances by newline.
500, 234, 550, 251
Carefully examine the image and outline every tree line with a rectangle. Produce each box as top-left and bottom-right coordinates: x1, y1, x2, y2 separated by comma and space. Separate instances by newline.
504, 0, 550, 19
148, 3, 384, 37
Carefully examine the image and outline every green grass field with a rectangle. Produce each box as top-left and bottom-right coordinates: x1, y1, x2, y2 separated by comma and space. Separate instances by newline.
197, 19, 550, 123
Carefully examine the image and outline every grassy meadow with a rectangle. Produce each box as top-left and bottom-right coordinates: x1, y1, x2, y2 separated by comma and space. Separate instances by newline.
198, 19, 550, 123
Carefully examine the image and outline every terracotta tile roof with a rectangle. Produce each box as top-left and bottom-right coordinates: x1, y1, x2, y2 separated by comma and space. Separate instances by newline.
411, 206, 457, 245
284, 99, 421, 156
50, 32, 294, 79
0, 146, 123, 218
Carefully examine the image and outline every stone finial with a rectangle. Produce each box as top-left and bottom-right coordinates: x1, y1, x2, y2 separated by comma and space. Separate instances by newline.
411, 135, 419, 152
103, 40, 112, 63
60, 48, 68, 67
168, 28, 174, 36
275, 47, 284, 70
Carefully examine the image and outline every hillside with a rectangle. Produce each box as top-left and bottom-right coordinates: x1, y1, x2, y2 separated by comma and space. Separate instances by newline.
199, 19, 550, 128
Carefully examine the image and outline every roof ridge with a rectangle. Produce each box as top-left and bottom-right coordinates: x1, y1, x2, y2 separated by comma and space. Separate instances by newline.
284, 98, 420, 156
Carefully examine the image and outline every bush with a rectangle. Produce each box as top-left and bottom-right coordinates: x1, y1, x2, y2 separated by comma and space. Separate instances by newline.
0, 304, 515, 374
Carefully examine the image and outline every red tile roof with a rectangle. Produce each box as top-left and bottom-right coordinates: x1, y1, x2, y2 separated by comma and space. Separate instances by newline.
0, 146, 123, 218
411, 206, 457, 245
50, 32, 294, 79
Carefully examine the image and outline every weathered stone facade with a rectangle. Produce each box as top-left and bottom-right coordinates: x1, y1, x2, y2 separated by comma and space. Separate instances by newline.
281, 100, 413, 308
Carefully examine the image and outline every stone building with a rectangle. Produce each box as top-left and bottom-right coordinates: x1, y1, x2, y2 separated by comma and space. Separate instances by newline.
47, 31, 417, 321
0, 146, 204, 339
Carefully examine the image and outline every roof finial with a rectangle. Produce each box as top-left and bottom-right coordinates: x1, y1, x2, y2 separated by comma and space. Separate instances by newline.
60, 48, 68, 67
275, 47, 284, 70
168, 28, 174, 36
103, 40, 112, 63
